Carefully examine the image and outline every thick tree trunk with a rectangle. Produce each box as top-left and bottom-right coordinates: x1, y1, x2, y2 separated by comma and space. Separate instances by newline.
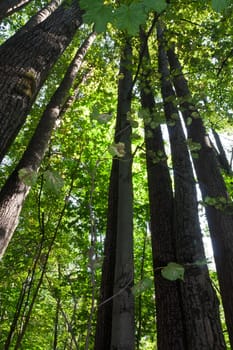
0, 0, 83, 162
0, 32, 96, 258
0, 0, 33, 20
140, 30, 185, 350
167, 45, 233, 347
212, 129, 231, 174
158, 26, 226, 349
110, 38, 134, 350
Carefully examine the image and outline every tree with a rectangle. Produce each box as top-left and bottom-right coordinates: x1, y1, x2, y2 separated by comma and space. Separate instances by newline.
167, 44, 233, 347
95, 37, 134, 350
0, 0, 33, 21
0, 1, 233, 349
0, 0, 83, 162
0, 31, 96, 258
139, 28, 185, 350
157, 23, 225, 348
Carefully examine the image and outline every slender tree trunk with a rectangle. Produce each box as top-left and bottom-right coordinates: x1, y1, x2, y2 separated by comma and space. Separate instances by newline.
167, 45, 233, 347
139, 29, 185, 350
0, 0, 33, 20
110, 38, 134, 350
94, 158, 119, 350
0, 32, 96, 258
158, 25, 226, 349
21, 0, 64, 31
0, 0, 83, 162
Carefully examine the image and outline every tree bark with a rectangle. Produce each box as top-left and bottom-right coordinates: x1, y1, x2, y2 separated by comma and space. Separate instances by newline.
0, 0, 33, 20
95, 38, 134, 350
158, 25, 226, 349
94, 158, 119, 350
110, 38, 134, 350
212, 129, 231, 174
0, 0, 83, 162
0, 31, 96, 258
140, 29, 185, 350
21, 0, 64, 31
167, 44, 233, 348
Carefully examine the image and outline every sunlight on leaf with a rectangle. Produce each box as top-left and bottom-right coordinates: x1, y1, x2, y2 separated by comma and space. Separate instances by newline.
161, 262, 184, 281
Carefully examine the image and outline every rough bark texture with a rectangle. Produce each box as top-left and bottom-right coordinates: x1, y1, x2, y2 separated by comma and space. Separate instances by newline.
167, 45, 233, 348
158, 26, 225, 349
0, 0, 83, 162
110, 39, 134, 350
0, 0, 33, 20
140, 30, 185, 350
0, 32, 95, 258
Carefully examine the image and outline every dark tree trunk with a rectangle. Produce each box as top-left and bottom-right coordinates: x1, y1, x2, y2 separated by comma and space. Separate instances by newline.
158, 25, 226, 349
0, 32, 96, 258
139, 29, 185, 350
212, 129, 231, 174
0, 0, 33, 20
0, 0, 83, 162
21, 0, 64, 31
94, 159, 119, 350
95, 38, 134, 350
167, 45, 233, 348
110, 38, 134, 350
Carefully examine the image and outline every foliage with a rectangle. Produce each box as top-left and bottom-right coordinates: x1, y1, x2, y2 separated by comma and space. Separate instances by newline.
0, 0, 233, 348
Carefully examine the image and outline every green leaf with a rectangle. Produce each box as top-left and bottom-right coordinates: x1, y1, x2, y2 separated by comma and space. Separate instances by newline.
142, 0, 167, 13
108, 142, 126, 157
44, 170, 64, 195
80, 0, 113, 32
115, 3, 147, 36
132, 277, 154, 296
18, 168, 38, 186
211, 0, 231, 12
161, 262, 184, 281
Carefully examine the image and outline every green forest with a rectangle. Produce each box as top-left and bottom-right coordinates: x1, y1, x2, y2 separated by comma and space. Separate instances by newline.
0, 0, 233, 349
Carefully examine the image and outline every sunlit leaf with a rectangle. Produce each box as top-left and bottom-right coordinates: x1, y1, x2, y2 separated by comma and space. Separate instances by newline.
161, 262, 185, 281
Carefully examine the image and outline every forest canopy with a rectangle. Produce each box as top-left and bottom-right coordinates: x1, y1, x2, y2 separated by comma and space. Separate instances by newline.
0, 0, 233, 349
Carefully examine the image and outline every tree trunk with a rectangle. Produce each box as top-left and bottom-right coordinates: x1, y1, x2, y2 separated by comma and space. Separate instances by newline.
139, 29, 185, 350
212, 129, 231, 174
158, 25, 226, 349
167, 45, 233, 348
0, 32, 96, 258
0, 0, 83, 162
110, 38, 134, 350
21, 0, 64, 32
0, 0, 33, 20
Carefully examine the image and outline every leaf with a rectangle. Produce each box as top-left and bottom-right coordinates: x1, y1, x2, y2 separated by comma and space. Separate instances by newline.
44, 170, 64, 195
211, 0, 231, 12
142, 0, 167, 13
18, 168, 38, 186
108, 142, 126, 157
161, 262, 185, 281
132, 277, 153, 296
115, 3, 147, 36
80, 0, 113, 32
